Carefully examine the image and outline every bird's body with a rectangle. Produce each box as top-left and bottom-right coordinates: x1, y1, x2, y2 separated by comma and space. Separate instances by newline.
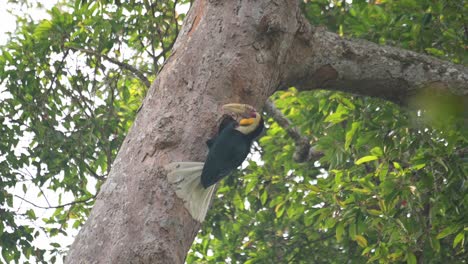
201, 121, 253, 188
165, 103, 263, 222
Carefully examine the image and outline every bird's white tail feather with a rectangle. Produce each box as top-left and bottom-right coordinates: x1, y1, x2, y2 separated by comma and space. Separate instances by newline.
165, 162, 216, 222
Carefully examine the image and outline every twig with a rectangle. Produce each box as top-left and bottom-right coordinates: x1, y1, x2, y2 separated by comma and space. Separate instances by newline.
148, 0, 160, 73
46, 49, 70, 95
67, 46, 151, 88
15, 169, 52, 208
455, 147, 468, 157
84, 162, 107, 181
308, 233, 334, 244
14, 194, 96, 210
171, 0, 180, 45
264, 99, 323, 162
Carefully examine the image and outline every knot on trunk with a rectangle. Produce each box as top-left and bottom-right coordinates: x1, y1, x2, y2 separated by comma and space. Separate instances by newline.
258, 14, 284, 35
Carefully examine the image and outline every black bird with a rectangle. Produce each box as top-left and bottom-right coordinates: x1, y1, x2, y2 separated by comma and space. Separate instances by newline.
165, 103, 264, 222
201, 104, 264, 187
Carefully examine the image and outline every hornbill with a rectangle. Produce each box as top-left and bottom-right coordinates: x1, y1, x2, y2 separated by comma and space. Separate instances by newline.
165, 103, 264, 222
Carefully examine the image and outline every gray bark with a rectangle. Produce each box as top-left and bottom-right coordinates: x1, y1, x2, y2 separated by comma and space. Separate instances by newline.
284, 25, 468, 105
66, 0, 468, 263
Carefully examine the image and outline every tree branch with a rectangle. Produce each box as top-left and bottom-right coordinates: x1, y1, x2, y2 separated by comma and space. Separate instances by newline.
67, 46, 151, 88
264, 99, 323, 162
14, 194, 96, 210
284, 25, 468, 107
455, 147, 468, 157
84, 162, 107, 181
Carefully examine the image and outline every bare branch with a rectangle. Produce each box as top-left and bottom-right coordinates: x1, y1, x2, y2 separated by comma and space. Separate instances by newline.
46, 49, 70, 94
67, 46, 151, 88
455, 147, 468, 157
14, 194, 96, 210
264, 99, 323, 162
173, 0, 180, 36
84, 162, 107, 181
15, 169, 53, 208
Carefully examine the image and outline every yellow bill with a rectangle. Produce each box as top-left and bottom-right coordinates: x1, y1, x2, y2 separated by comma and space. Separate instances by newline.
239, 118, 255, 126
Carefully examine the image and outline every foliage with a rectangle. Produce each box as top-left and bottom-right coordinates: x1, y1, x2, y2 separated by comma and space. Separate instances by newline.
0, 0, 186, 262
302, 0, 468, 64
190, 0, 468, 263
0, 0, 466, 263
191, 89, 467, 263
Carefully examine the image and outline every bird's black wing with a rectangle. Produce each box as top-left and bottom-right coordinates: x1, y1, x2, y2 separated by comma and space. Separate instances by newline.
205, 138, 216, 148
201, 128, 251, 188
205, 115, 237, 148
218, 114, 237, 133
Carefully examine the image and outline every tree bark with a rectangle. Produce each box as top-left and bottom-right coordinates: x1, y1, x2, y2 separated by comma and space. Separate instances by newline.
66, 0, 468, 263
283, 25, 468, 105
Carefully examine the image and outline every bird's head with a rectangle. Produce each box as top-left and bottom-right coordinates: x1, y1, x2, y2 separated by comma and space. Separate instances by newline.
222, 103, 263, 136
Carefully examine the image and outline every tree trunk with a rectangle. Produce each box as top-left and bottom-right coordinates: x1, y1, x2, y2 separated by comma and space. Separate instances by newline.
66, 0, 468, 263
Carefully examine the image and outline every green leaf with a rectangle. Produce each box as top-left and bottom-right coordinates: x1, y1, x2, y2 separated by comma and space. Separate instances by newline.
370, 147, 383, 157
24, 247, 32, 259
406, 252, 416, 264
340, 97, 355, 110
354, 235, 368, 247
437, 226, 457, 239
345, 122, 360, 150
50, 242, 61, 248
6, 195, 13, 207
269, 196, 283, 207
350, 187, 372, 194
275, 202, 285, 218
2, 248, 13, 262
245, 178, 257, 193
393, 162, 401, 170
425, 47, 445, 57
410, 164, 426, 171
324, 112, 348, 124
232, 192, 244, 210
34, 20, 53, 39
72, 220, 81, 229
260, 190, 268, 205
25, 209, 37, 220
2, 51, 13, 63
355, 155, 378, 165
336, 222, 345, 242
287, 204, 304, 220
430, 235, 440, 253
349, 223, 357, 239
333, 170, 343, 185
367, 209, 382, 216
453, 232, 464, 248
324, 104, 349, 124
